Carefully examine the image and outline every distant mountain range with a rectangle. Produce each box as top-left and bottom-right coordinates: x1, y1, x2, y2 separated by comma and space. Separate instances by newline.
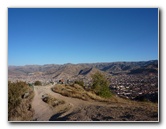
8, 60, 158, 79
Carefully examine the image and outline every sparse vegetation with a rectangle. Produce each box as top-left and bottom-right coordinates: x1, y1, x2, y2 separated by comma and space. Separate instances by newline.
8, 81, 34, 121
52, 84, 88, 100
91, 72, 112, 98
74, 80, 84, 87
52, 84, 109, 102
34, 80, 42, 86
41, 94, 65, 107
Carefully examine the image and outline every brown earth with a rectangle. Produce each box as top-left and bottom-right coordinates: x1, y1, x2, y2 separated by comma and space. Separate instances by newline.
32, 85, 158, 121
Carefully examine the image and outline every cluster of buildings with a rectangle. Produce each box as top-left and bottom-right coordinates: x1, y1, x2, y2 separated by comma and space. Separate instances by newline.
8, 70, 158, 102
8, 73, 82, 86
109, 74, 158, 102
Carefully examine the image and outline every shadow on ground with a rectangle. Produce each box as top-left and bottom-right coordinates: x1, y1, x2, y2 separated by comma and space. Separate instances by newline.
49, 112, 73, 121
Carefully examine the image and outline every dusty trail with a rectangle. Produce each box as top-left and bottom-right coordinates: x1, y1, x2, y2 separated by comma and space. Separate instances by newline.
31, 85, 55, 121
31, 85, 93, 121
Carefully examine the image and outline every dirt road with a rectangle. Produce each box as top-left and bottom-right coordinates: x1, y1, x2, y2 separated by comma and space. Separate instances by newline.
32, 85, 92, 121
31, 85, 54, 121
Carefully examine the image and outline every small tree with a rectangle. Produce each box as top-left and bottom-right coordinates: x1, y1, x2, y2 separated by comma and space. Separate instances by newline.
34, 81, 42, 86
91, 72, 111, 98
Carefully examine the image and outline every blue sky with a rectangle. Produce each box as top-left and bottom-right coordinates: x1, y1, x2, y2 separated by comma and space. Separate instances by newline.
8, 8, 158, 66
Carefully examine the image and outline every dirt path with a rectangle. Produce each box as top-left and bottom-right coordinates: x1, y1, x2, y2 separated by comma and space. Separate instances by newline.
31, 85, 55, 121
31, 85, 93, 121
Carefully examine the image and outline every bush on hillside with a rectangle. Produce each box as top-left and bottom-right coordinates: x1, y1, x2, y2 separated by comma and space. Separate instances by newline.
74, 80, 84, 87
34, 80, 42, 86
8, 81, 34, 121
91, 72, 112, 98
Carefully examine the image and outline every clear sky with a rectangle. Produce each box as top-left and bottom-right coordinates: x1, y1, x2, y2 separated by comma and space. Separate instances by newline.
8, 8, 158, 66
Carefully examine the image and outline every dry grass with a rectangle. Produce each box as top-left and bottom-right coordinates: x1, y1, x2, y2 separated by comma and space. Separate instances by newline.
52, 84, 93, 101
41, 94, 65, 107
41, 93, 72, 115
8, 81, 34, 121
52, 84, 118, 102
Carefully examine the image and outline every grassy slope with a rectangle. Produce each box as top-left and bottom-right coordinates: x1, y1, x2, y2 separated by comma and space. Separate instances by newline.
8, 81, 34, 121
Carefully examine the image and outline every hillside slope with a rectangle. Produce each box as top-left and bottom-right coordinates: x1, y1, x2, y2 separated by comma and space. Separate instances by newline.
32, 84, 158, 121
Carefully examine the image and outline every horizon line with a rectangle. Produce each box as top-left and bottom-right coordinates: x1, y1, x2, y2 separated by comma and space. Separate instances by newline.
8, 59, 158, 67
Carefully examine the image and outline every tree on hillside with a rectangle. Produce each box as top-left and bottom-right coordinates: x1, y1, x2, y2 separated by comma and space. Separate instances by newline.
91, 72, 112, 98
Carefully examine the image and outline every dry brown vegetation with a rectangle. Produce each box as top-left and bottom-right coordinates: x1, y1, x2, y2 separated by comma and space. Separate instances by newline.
41, 94, 65, 107
52, 84, 106, 101
8, 81, 34, 121
52, 84, 128, 103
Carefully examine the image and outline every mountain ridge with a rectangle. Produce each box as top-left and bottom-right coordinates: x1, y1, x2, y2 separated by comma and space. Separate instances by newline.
8, 59, 158, 67
8, 60, 158, 77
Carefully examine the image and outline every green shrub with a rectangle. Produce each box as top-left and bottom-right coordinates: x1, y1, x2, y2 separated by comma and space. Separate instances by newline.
34, 80, 42, 86
91, 72, 112, 98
